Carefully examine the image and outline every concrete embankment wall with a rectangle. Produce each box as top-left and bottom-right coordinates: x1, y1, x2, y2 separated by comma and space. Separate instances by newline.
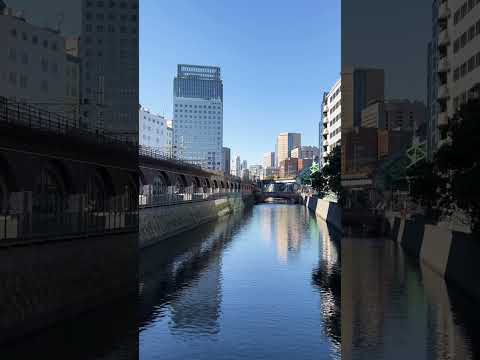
388, 215, 480, 300
304, 196, 342, 232
0, 233, 137, 345
140, 194, 253, 248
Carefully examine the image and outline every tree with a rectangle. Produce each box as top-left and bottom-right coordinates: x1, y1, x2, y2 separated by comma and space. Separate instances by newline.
311, 146, 342, 202
408, 99, 480, 235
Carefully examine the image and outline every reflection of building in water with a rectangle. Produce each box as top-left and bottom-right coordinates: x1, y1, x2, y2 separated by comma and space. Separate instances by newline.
169, 255, 222, 336
421, 264, 473, 360
342, 237, 475, 359
259, 206, 274, 244
275, 207, 303, 263
312, 219, 341, 349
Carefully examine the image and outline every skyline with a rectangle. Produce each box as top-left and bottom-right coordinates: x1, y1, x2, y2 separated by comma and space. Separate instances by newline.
140, 0, 340, 165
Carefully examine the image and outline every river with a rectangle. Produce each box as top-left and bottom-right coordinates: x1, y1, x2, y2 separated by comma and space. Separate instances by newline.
342, 236, 480, 359
139, 203, 341, 359
1, 203, 478, 359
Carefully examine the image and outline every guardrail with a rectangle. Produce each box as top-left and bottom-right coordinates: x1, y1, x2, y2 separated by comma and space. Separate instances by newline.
140, 190, 245, 208
0, 97, 234, 173
0, 210, 138, 245
0, 96, 136, 145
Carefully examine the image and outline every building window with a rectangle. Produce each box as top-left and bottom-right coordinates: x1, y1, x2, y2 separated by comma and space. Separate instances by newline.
21, 52, 28, 64
10, 28, 17, 37
8, 48, 16, 62
8, 72, 17, 85
41, 80, 49, 92
41, 58, 49, 72
20, 75, 28, 89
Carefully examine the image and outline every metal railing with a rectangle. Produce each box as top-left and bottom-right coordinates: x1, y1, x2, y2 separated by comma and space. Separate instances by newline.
0, 210, 138, 244
0, 96, 137, 146
139, 188, 246, 208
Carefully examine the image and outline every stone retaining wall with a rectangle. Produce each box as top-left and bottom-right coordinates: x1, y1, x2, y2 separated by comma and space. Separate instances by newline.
388, 215, 480, 300
140, 195, 253, 248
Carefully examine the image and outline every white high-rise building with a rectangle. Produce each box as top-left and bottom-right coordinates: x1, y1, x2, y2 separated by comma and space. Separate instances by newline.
235, 156, 241, 177
173, 64, 223, 171
322, 78, 342, 163
139, 107, 172, 154
263, 152, 275, 168
431, 0, 480, 153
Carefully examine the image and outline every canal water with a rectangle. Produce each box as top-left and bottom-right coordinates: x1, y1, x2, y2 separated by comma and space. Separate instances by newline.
342, 236, 480, 360
1, 203, 479, 359
139, 204, 341, 360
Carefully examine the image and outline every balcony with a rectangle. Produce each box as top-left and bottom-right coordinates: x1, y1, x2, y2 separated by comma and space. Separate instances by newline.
437, 84, 449, 100
438, 2, 450, 21
438, 29, 450, 47
323, 127, 328, 135
437, 57, 450, 73
437, 112, 448, 127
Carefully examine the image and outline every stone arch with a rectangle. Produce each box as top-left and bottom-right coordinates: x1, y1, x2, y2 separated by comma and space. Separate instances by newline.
33, 162, 68, 214
122, 172, 138, 211
193, 176, 201, 188
0, 173, 8, 213
174, 174, 188, 194
85, 170, 108, 212
139, 169, 147, 196
0, 154, 16, 213
152, 173, 168, 203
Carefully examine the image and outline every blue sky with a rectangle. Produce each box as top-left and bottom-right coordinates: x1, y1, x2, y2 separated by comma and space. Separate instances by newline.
140, 0, 340, 165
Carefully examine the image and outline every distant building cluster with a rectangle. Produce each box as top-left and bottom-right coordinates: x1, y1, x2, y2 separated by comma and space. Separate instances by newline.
254, 133, 319, 181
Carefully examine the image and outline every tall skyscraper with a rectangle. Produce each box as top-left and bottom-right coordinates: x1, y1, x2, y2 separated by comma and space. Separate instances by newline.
276, 133, 301, 166
222, 147, 231, 175
263, 152, 275, 169
80, 0, 139, 139
173, 64, 223, 171
235, 156, 241, 177
341, 67, 385, 131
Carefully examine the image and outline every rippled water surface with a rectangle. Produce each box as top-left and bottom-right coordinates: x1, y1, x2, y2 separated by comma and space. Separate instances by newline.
139, 204, 341, 360
343, 236, 480, 360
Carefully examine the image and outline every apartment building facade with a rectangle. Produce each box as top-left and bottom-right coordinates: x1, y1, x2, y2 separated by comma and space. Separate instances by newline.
434, 0, 480, 151
322, 78, 342, 163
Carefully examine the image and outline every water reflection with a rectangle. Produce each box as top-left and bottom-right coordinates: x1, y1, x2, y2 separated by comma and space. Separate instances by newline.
342, 237, 480, 360
140, 204, 340, 359
312, 219, 341, 350
0, 296, 138, 360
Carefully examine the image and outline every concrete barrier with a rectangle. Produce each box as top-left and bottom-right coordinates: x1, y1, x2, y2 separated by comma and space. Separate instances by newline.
139, 195, 253, 248
401, 218, 425, 258
305, 196, 342, 232
420, 225, 452, 277
388, 215, 479, 300
445, 231, 480, 300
